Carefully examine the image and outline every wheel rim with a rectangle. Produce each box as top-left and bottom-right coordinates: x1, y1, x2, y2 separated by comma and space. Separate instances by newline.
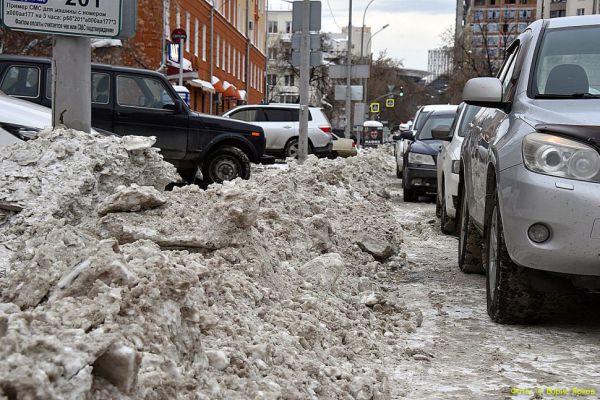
488, 206, 498, 298
212, 156, 240, 182
287, 141, 299, 158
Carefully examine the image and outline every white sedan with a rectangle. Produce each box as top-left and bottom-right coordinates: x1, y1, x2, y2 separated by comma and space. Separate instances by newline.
436, 103, 480, 234
0, 91, 54, 144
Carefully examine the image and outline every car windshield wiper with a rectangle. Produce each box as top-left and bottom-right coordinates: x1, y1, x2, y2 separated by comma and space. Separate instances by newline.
536, 92, 600, 99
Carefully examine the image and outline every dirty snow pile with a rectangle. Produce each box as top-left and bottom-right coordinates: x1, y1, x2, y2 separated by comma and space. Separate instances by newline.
0, 131, 421, 399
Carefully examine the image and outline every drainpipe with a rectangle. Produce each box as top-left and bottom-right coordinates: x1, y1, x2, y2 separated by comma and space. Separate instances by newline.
158, 0, 169, 72
264, 0, 269, 103
209, 2, 214, 114
245, 0, 251, 103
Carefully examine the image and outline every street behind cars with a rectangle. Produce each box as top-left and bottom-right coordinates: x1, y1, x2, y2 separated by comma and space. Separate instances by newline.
0, 55, 270, 185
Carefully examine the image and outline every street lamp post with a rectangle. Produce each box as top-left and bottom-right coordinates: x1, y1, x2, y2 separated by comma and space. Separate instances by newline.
362, 23, 389, 106
360, 0, 376, 60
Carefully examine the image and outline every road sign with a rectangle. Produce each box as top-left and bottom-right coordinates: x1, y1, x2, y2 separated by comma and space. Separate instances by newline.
335, 85, 363, 101
292, 0, 321, 32
1, 0, 123, 38
386, 98, 395, 108
292, 33, 321, 50
329, 65, 371, 79
171, 28, 187, 43
291, 51, 322, 67
370, 103, 380, 113
354, 102, 366, 126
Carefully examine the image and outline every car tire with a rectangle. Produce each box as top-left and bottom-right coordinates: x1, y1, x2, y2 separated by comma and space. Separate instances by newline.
484, 194, 542, 324
458, 189, 484, 274
403, 188, 418, 202
284, 138, 313, 158
435, 193, 442, 217
396, 164, 402, 178
202, 146, 251, 185
440, 184, 456, 235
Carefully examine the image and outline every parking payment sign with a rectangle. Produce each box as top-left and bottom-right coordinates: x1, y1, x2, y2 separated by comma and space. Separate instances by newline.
1, 0, 122, 38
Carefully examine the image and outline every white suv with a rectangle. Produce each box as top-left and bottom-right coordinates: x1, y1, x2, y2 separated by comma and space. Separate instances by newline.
223, 104, 333, 158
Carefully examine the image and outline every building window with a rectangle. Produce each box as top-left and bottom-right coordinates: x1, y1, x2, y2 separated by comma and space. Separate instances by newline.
216, 34, 220, 67
202, 25, 207, 61
284, 74, 295, 86
185, 12, 190, 52
267, 74, 277, 86
194, 18, 199, 57
238, 50, 241, 78
222, 39, 226, 69
176, 6, 180, 28
233, 50, 236, 77
268, 21, 278, 33
577, 8, 585, 15
268, 47, 277, 60
228, 44, 231, 73
285, 21, 292, 33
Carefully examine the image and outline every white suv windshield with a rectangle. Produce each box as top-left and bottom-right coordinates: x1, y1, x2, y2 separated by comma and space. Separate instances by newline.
533, 26, 600, 98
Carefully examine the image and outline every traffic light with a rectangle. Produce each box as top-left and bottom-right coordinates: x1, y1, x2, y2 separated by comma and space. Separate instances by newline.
399, 86, 404, 97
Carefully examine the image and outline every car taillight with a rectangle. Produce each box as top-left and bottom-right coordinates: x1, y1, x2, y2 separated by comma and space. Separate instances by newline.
319, 126, 332, 135
352, 142, 356, 148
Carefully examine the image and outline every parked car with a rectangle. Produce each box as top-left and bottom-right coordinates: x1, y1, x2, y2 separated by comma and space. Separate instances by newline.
435, 104, 481, 234
396, 106, 458, 202
0, 55, 270, 184
223, 103, 333, 159
394, 104, 457, 178
458, 16, 600, 324
0, 91, 110, 144
330, 133, 357, 158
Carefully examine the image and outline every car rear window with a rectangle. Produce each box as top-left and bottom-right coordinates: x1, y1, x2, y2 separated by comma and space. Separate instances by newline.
263, 108, 312, 122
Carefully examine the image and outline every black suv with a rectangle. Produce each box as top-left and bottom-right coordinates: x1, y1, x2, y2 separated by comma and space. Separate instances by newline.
0, 55, 271, 184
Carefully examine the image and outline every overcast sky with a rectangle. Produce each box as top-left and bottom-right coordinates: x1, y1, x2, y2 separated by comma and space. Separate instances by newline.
268, 0, 456, 71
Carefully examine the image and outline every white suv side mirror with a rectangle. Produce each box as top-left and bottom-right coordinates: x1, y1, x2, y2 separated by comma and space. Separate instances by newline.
463, 77, 505, 108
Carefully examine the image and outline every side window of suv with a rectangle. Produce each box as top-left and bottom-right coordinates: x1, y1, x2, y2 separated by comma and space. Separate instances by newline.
117, 75, 175, 110
44, 70, 111, 104
263, 108, 292, 122
1, 65, 40, 98
230, 108, 258, 122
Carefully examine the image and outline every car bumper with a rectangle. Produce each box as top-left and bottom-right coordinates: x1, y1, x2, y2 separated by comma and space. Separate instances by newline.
313, 142, 333, 156
405, 165, 437, 192
445, 172, 460, 218
499, 164, 600, 276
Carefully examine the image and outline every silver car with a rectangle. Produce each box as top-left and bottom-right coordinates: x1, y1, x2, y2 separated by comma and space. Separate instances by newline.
223, 104, 333, 158
459, 16, 600, 324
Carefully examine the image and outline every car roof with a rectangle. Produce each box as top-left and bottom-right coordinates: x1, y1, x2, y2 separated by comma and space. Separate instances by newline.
419, 104, 458, 112
546, 15, 600, 29
0, 54, 168, 79
0, 91, 52, 128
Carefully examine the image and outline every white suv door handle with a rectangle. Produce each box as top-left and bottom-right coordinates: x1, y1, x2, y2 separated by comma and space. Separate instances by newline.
283, 126, 292, 129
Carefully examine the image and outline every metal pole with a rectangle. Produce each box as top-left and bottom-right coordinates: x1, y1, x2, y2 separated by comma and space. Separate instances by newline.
264, 0, 269, 103
344, 0, 353, 139
245, 0, 251, 97
179, 38, 184, 87
209, 3, 214, 114
298, 0, 310, 164
52, 36, 91, 133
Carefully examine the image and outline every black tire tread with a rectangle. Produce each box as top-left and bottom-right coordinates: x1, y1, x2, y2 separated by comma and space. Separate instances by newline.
458, 192, 484, 274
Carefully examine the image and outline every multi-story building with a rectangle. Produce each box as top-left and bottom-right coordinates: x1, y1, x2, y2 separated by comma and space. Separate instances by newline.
457, 0, 537, 68
427, 48, 453, 80
265, 10, 299, 103
157, 0, 266, 114
537, 0, 600, 18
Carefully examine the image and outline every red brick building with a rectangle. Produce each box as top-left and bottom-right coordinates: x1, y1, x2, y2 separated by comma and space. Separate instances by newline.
126, 0, 267, 114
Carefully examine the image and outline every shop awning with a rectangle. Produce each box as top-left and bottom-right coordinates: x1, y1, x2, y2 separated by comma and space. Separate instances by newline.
237, 90, 247, 101
222, 81, 238, 98
189, 79, 215, 93
211, 76, 224, 93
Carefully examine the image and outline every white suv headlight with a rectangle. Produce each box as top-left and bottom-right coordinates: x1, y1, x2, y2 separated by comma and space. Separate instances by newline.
523, 132, 600, 182
408, 152, 435, 165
